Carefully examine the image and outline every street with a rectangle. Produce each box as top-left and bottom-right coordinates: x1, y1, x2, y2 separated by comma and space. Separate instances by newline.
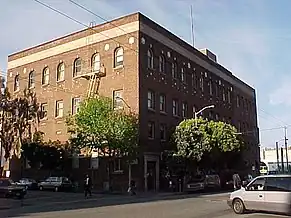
0, 191, 289, 218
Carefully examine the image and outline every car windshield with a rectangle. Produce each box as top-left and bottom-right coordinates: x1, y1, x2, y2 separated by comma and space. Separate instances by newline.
188, 175, 205, 183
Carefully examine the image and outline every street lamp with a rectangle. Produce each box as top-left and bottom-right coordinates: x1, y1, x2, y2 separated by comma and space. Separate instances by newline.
114, 96, 131, 110
194, 105, 215, 126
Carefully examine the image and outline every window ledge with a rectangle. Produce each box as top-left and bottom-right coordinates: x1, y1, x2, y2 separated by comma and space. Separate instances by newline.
42, 83, 49, 88
55, 116, 63, 120
14, 89, 20, 94
112, 170, 124, 174
148, 137, 154, 140
40, 117, 48, 121
173, 115, 179, 118
113, 65, 124, 70
148, 108, 155, 113
160, 111, 167, 115
160, 139, 166, 142
56, 79, 65, 83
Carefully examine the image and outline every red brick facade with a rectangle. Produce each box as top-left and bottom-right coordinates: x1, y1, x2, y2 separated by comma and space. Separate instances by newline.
6, 12, 259, 191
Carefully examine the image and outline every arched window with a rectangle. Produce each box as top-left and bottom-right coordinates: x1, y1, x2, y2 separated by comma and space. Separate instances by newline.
14, 75, 20, 91
57, 62, 65, 81
159, 55, 165, 73
28, 71, 35, 88
114, 47, 124, 67
73, 58, 82, 77
147, 49, 153, 69
91, 53, 100, 72
42, 67, 49, 85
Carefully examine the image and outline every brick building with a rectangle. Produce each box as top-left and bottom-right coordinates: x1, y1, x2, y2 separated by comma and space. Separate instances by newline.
6, 12, 259, 191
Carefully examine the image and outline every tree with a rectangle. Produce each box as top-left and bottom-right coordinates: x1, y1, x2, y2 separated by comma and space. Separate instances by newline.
66, 96, 139, 188
173, 118, 243, 166
174, 117, 212, 162
0, 88, 39, 176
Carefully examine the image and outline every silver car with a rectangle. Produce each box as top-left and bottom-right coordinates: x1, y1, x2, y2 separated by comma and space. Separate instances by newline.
38, 177, 72, 192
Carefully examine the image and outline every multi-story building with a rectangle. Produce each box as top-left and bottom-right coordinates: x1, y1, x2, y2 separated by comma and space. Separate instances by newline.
6, 12, 259, 191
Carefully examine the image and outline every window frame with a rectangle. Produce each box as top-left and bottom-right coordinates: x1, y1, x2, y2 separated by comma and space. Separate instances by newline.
147, 90, 155, 110
172, 99, 178, 116
147, 49, 154, 69
55, 100, 64, 118
113, 90, 123, 109
42, 67, 50, 85
181, 67, 186, 83
172, 62, 178, 79
114, 47, 124, 67
182, 102, 188, 118
159, 94, 166, 113
73, 58, 82, 77
159, 55, 165, 73
148, 121, 155, 139
160, 123, 166, 141
40, 103, 48, 120
91, 53, 100, 72
14, 75, 20, 91
72, 97, 81, 115
57, 62, 65, 82
28, 71, 35, 89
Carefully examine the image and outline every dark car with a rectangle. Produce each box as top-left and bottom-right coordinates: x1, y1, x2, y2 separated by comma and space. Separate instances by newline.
15, 178, 38, 190
0, 178, 27, 199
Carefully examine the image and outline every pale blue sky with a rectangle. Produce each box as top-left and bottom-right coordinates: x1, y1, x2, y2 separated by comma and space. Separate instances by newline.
1, 0, 291, 147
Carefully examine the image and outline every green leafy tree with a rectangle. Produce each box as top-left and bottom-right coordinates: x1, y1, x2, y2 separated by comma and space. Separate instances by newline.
173, 118, 243, 166
66, 96, 139, 187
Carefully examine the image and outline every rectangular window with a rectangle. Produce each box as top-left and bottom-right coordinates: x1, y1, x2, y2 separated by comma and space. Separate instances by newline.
236, 95, 240, 107
181, 68, 186, 83
172, 63, 177, 79
182, 102, 188, 118
160, 124, 166, 141
148, 121, 155, 139
159, 94, 166, 112
114, 159, 122, 172
191, 73, 196, 89
222, 88, 226, 101
147, 90, 155, 110
72, 97, 81, 115
209, 80, 213, 96
192, 106, 196, 118
200, 77, 204, 92
172, 99, 178, 116
113, 90, 123, 109
40, 103, 48, 119
227, 89, 231, 103
55, 100, 64, 118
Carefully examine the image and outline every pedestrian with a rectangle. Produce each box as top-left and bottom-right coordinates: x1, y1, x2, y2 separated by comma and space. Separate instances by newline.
84, 174, 92, 198
233, 172, 241, 191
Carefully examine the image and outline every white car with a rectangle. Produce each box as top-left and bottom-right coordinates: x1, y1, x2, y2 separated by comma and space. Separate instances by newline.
227, 174, 291, 215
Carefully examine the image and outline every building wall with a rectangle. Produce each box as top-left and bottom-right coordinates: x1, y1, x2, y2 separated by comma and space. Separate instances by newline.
6, 12, 259, 172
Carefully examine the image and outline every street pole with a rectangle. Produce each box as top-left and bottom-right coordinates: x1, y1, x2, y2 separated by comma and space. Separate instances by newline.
276, 142, 280, 172
281, 147, 285, 173
194, 105, 215, 127
284, 127, 289, 172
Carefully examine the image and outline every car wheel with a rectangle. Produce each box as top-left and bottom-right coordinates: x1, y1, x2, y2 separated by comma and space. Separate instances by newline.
54, 186, 59, 192
39, 186, 43, 191
232, 198, 245, 214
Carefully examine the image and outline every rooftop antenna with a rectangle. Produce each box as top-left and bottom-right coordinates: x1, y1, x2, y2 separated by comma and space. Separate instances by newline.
190, 4, 195, 47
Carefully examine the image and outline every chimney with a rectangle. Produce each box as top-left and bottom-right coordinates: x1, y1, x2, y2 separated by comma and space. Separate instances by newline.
199, 48, 217, 63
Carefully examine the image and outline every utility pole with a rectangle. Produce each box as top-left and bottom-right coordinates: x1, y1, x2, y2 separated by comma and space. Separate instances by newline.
276, 142, 280, 172
281, 147, 285, 173
190, 5, 195, 47
284, 126, 289, 172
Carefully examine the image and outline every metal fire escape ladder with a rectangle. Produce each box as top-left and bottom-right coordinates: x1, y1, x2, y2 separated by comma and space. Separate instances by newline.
87, 73, 102, 98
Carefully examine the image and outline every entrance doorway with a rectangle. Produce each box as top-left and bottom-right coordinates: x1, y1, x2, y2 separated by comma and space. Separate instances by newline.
147, 161, 156, 191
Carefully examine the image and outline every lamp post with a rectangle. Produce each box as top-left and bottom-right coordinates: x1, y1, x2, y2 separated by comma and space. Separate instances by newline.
194, 105, 215, 127
114, 96, 133, 188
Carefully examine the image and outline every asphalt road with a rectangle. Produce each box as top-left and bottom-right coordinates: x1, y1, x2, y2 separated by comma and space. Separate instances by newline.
0, 191, 289, 218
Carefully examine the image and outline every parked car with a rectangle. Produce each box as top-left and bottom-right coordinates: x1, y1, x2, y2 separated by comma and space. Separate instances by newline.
227, 174, 291, 215
185, 174, 221, 192
38, 177, 73, 192
15, 178, 38, 190
0, 178, 27, 199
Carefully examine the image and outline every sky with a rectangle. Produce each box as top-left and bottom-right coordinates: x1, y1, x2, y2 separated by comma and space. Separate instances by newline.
0, 0, 291, 148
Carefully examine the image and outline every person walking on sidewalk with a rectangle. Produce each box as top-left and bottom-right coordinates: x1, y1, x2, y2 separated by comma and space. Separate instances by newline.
84, 174, 92, 198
